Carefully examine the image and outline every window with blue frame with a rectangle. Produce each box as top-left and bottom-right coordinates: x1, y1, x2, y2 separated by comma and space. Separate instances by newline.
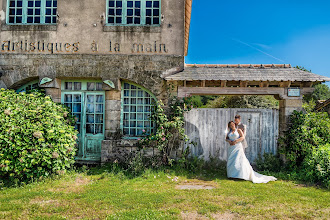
106, 0, 160, 26
16, 80, 41, 93
121, 82, 156, 137
7, 0, 57, 24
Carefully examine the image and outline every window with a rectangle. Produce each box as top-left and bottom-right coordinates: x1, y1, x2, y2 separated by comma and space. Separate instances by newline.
7, 0, 57, 24
63, 82, 103, 91
121, 82, 156, 137
106, 0, 160, 26
16, 80, 40, 93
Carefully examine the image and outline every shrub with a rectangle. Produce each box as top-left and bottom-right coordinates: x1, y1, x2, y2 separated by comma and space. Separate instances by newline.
302, 144, 330, 188
279, 110, 330, 169
0, 89, 78, 181
255, 153, 283, 172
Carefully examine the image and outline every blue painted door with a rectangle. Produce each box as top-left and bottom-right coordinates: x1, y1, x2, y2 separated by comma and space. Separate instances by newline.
62, 91, 105, 161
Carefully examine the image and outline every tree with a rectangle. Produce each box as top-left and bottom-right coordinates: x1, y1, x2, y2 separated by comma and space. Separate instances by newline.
304, 84, 330, 102
295, 66, 330, 102
204, 95, 279, 109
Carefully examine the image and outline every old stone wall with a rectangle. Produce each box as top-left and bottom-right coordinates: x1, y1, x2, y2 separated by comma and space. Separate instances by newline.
0, 53, 183, 92
0, 0, 185, 55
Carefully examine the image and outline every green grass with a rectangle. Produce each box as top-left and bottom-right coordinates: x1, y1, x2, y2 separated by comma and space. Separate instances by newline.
0, 165, 329, 219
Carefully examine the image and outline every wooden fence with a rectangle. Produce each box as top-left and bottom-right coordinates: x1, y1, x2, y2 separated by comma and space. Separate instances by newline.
184, 108, 279, 163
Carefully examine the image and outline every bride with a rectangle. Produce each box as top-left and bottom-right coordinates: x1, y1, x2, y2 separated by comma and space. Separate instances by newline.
226, 121, 277, 183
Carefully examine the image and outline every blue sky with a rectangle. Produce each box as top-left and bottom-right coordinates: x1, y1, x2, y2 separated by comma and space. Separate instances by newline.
185, 0, 330, 86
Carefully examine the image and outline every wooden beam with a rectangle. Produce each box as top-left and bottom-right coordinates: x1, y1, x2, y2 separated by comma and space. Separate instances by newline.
183, 80, 187, 87
259, 81, 269, 88
303, 82, 313, 87
201, 80, 206, 87
279, 81, 291, 88
178, 87, 286, 97
220, 80, 227, 87
240, 81, 248, 87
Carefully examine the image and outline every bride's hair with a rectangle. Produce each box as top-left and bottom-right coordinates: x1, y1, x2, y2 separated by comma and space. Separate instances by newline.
228, 121, 234, 130
227, 121, 235, 138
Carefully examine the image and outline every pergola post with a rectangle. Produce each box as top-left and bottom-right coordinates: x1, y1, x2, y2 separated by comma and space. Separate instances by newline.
278, 98, 303, 135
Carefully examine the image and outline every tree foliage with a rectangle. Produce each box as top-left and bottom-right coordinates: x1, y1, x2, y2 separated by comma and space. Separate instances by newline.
304, 84, 330, 102
279, 110, 330, 188
203, 95, 279, 109
0, 89, 78, 181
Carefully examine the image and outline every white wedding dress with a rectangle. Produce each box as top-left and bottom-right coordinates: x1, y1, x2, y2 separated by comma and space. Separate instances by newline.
227, 130, 277, 183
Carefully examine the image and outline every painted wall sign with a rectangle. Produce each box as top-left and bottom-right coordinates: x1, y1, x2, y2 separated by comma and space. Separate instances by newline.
0, 40, 168, 54
288, 88, 301, 97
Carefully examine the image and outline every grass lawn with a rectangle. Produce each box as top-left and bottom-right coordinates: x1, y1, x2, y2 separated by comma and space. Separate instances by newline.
0, 165, 329, 220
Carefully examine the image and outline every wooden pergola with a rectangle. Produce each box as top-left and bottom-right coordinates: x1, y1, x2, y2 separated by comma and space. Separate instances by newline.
164, 64, 330, 134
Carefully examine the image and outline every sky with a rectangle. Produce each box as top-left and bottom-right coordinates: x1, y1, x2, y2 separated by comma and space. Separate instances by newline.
185, 0, 330, 86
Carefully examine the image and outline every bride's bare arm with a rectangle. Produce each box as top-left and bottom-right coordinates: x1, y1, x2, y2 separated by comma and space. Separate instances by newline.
233, 129, 245, 144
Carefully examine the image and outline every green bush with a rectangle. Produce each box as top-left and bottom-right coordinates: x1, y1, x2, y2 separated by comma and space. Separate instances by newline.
279, 111, 330, 169
255, 153, 283, 172
302, 144, 330, 188
278, 110, 330, 188
0, 89, 78, 181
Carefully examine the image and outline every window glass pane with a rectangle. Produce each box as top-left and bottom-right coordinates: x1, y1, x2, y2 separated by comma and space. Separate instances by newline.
109, 1, 115, 7
73, 94, 81, 102
108, 17, 114, 23
96, 95, 104, 103
87, 95, 94, 103
116, 1, 122, 7
96, 104, 103, 113
134, 17, 140, 24
65, 82, 72, 90
153, 1, 159, 7
95, 114, 103, 123
95, 125, 103, 134
87, 104, 94, 113
87, 82, 95, 91
64, 94, 72, 102
86, 124, 94, 134
116, 17, 122, 24
87, 114, 94, 123
74, 82, 81, 90
46, 1, 52, 7
16, 16, 22, 23
96, 83, 103, 91
73, 103, 81, 113
122, 82, 155, 137
153, 17, 159, 24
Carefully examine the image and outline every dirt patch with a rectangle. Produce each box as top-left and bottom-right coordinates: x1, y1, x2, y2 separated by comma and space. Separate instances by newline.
211, 212, 238, 219
176, 185, 215, 190
48, 176, 91, 193
30, 197, 60, 207
181, 211, 238, 220
181, 211, 209, 220
176, 180, 217, 190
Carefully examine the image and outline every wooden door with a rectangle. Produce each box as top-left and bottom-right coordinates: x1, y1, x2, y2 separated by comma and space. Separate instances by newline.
62, 91, 105, 161
236, 111, 261, 162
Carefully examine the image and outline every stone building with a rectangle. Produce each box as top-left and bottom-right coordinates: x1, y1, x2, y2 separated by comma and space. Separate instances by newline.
0, 0, 329, 163
0, 0, 191, 163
